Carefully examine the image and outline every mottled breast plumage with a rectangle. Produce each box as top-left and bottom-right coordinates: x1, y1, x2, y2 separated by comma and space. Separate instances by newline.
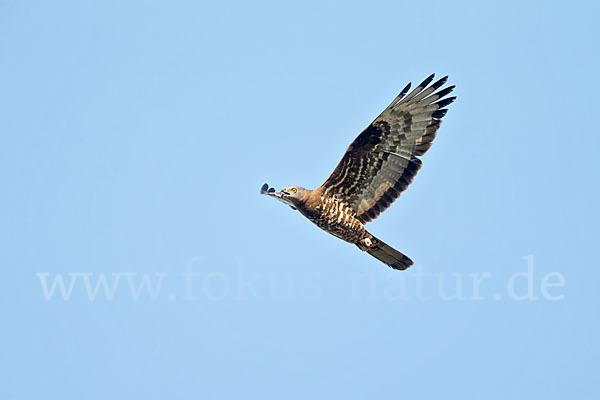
298, 194, 366, 243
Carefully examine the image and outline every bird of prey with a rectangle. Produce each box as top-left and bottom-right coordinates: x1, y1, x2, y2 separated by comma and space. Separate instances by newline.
261, 74, 455, 270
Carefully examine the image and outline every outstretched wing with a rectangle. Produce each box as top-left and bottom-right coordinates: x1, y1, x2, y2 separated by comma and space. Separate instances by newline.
320, 74, 455, 223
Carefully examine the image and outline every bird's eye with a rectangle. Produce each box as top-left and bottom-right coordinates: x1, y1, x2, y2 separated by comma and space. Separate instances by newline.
291, 188, 297, 193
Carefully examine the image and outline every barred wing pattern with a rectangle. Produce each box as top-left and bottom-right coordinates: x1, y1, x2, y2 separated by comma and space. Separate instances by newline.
321, 74, 456, 223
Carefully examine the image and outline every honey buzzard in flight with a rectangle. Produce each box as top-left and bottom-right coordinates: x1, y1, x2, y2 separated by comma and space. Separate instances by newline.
261, 74, 456, 270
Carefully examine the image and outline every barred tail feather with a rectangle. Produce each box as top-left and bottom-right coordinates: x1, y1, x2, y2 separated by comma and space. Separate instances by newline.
364, 236, 413, 270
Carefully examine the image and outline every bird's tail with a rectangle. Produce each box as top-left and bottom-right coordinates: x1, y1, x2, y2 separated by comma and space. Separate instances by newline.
358, 235, 413, 270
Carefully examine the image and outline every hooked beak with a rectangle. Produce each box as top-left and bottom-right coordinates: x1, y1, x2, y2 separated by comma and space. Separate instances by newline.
260, 183, 294, 207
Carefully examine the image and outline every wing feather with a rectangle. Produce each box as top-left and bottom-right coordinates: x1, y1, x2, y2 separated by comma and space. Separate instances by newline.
320, 74, 455, 223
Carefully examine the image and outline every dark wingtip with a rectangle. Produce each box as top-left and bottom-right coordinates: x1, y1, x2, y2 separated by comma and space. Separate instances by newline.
432, 109, 448, 119
418, 73, 435, 88
399, 82, 412, 97
431, 75, 448, 90
260, 183, 269, 194
436, 96, 456, 109
268, 187, 275, 193
434, 85, 455, 99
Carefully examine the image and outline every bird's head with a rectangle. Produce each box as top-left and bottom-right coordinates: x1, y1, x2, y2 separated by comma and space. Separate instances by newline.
260, 183, 310, 210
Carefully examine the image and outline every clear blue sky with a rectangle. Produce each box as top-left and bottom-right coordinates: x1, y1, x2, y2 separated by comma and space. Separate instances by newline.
1, 0, 599, 398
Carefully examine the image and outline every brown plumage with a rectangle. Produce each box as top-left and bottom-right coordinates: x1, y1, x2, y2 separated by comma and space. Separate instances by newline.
261, 74, 456, 270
